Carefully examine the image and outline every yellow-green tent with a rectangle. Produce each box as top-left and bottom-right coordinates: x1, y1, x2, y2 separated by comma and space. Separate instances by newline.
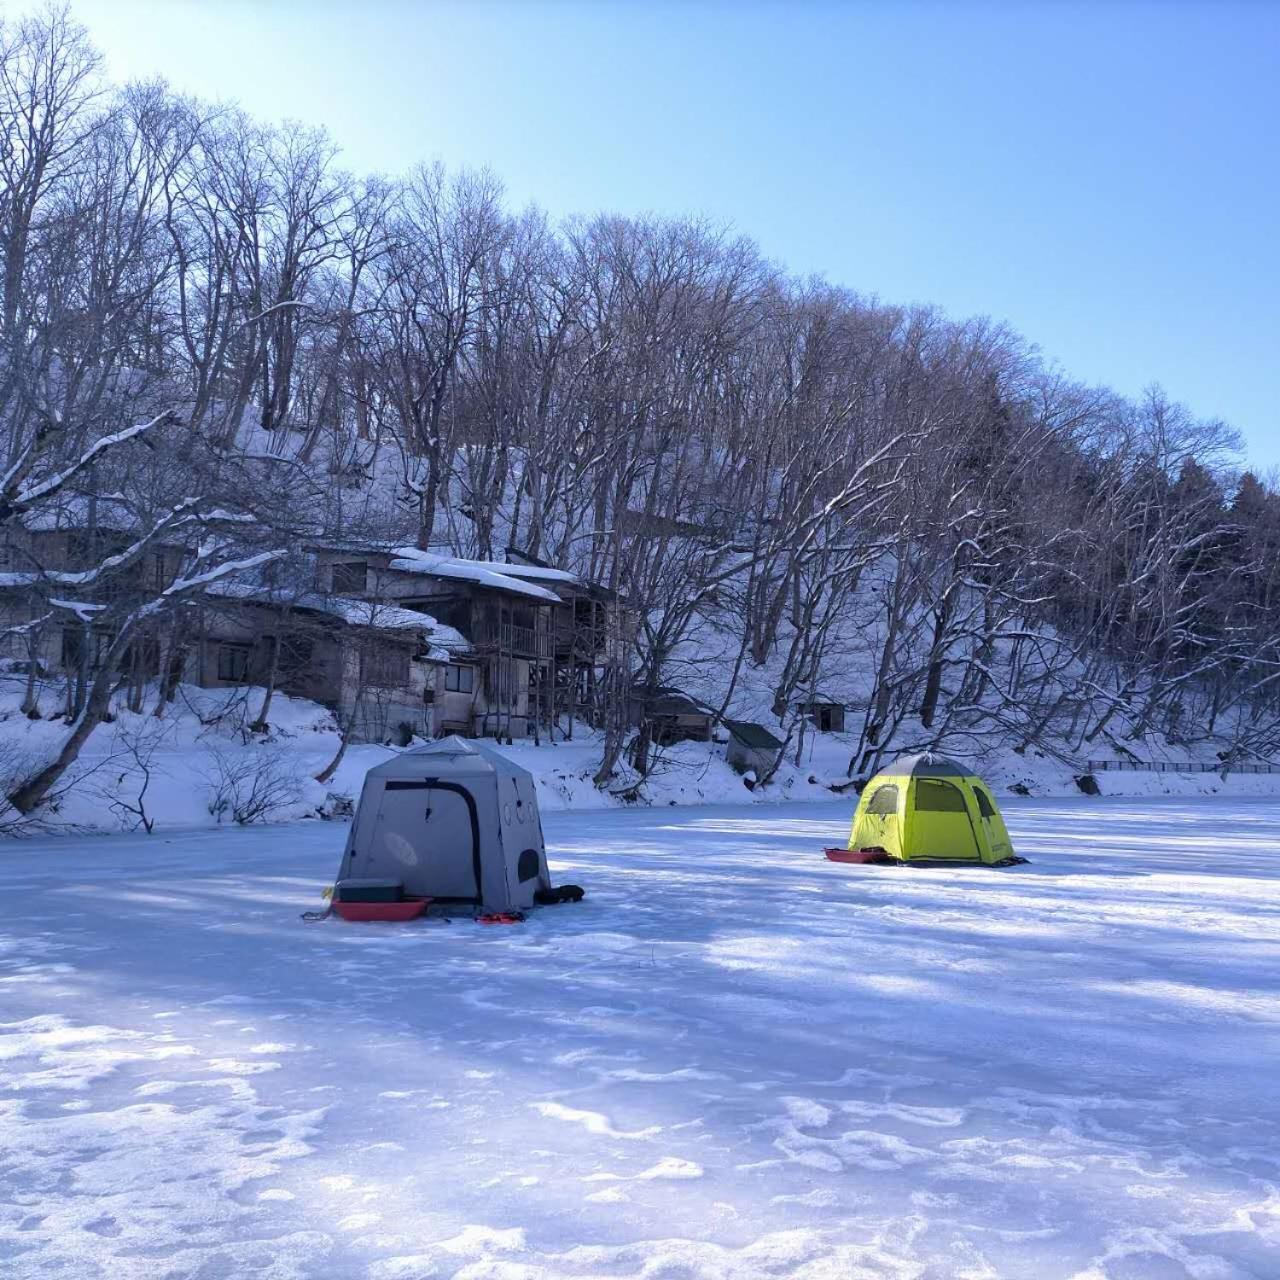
846, 753, 1016, 865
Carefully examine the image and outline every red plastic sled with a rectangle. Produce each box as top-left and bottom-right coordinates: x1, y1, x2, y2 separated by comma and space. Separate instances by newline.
824, 847, 894, 865
332, 896, 430, 922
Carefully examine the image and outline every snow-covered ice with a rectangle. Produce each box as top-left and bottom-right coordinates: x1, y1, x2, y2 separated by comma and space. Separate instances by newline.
2, 797, 1279, 1278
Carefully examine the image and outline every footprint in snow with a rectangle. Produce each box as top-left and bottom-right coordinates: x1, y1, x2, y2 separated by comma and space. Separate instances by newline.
771, 1188, 840, 1208
637, 1157, 704, 1180
839, 1098, 965, 1128
781, 1096, 833, 1128
600, 1065, 725, 1084
530, 1100, 661, 1139
339, 1212, 382, 1231
584, 1157, 703, 1183
585, 1185, 628, 1203
205, 1058, 281, 1075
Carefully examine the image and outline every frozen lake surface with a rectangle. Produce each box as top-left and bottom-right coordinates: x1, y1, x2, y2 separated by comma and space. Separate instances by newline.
2, 797, 1279, 1278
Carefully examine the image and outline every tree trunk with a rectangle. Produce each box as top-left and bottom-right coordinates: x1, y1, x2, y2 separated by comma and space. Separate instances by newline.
10, 667, 114, 813
250, 632, 283, 733
918, 601, 952, 731
20, 630, 42, 717
417, 463, 441, 551
314, 733, 349, 786
315, 701, 357, 786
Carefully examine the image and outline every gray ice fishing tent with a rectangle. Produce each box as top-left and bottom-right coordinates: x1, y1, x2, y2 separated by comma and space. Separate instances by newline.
336, 737, 552, 913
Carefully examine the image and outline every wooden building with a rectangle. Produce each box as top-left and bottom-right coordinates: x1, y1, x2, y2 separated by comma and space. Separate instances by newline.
0, 523, 624, 746
724, 720, 786, 776
310, 543, 624, 743
800, 699, 847, 733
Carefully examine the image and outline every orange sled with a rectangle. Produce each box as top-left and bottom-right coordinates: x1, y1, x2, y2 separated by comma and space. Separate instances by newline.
824, 847, 894, 865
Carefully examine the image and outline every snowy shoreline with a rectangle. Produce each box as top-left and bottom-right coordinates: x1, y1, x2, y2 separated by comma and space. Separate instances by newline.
4, 677, 1280, 840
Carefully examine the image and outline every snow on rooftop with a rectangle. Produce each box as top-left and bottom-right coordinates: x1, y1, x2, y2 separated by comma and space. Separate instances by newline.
387, 550, 563, 602
448, 557, 581, 585
19, 494, 139, 534
324, 595, 445, 634
201, 581, 460, 651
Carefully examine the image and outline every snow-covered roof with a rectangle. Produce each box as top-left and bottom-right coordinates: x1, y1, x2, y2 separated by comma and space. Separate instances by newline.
19, 494, 139, 534
308, 537, 609, 598
202, 582, 460, 657
386, 550, 562, 602
724, 720, 785, 750
325, 596, 447, 635
449, 557, 581, 586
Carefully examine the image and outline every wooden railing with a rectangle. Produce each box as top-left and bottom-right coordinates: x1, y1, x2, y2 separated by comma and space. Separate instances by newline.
1086, 758, 1280, 776
474, 620, 552, 659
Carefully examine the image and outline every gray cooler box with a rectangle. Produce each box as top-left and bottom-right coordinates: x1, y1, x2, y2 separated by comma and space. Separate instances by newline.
334, 878, 404, 904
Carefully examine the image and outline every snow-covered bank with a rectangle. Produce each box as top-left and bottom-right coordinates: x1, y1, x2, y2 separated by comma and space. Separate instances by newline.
2, 798, 1279, 1278
3, 676, 1280, 840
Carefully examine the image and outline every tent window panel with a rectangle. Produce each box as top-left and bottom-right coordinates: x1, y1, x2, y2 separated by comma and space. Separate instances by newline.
517, 848, 541, 882
974, 786, 996, 818
914, 778, 968, 812
866, 784, 898, 816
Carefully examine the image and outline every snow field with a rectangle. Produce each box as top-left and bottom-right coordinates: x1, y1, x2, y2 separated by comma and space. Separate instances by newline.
2, 797, 1279, 1277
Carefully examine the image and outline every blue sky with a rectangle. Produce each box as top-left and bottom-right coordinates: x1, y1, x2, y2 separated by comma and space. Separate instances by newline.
70, 0, 1279, 470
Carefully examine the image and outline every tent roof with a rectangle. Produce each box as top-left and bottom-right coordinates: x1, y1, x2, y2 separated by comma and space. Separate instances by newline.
725, 720, 785, 750
366, 736, 533, 781
876, 752, 969, 779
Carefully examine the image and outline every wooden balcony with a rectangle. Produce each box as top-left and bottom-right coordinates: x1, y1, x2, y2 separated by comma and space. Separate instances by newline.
473, 619, 552, 660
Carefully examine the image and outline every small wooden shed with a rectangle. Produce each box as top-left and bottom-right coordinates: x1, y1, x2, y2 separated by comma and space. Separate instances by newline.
638, 687, 716, 745
801, 699, 846, 733
725, 720, 785, 776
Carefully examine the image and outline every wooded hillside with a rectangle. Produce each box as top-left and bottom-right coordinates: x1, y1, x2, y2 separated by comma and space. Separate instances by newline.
3, 8, 1277, 815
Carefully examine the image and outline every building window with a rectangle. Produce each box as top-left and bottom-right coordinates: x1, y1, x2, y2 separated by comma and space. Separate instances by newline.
331, 561, 368, 595
217, 643, 251, 683
445, 663, 474, 693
